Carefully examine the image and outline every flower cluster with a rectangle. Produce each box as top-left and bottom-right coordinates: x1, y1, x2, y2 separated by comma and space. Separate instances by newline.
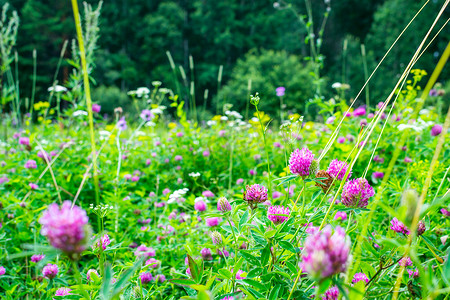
39, 201, 90, 256
341, 178, 374, 208
267, 205, 290, 225
390, 218, 410, 235
301, 225, 350, 280
327, 159, 351, 180
244, 184, 268, 209
217, 197, 232, 212
42, 263, 58, 279
352, 272, 369, 284
31, 254, 45, 263
140, 272, 153, 284
289, 147, 314, 177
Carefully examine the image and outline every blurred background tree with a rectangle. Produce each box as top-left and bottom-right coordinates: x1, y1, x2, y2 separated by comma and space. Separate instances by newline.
1, 0, 448, 118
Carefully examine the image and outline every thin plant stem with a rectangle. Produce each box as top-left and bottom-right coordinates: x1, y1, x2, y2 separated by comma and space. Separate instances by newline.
29, 49, 37, 118
71, 260, 91, 299
361, 44, 370, 111
254, 104, 272, 193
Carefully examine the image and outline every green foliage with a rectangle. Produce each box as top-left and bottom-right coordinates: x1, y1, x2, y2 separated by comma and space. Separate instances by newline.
219, 49, 315, 115
91, 84, 129, 116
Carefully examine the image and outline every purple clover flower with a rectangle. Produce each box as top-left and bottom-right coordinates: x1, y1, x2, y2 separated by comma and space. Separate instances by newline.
19, 137, 30, 146
140, 272, 153, 284
301, 225, 350, 280
211, 231, 223, 245
390, 217, 410, 235
194, 200, 207, 212
353, 106, 366, 117
42, 263, 58, 279
29, 183, 39, 190
431, 124, 442, 136
289, 147, 314, 177
352, 272, 369, 284
55, 287, 72, 296
399, 257, 412, 267
372, 171, 384, 179
322, 286, 339, 300
341, 178, 374, 208
39, 201, 89, 256
327, 159, 351, 181
206, 217, 220, 227
25, 159, 37, 169
236, 270, 246, 279
31, 254, 45, 263
145, 258, 160, 268
217, 197, 232, 212
244, 184, 268, 208
202, 190, 215, 198
441, 208, 450, 217
276, 86, 285, 97
267, 205, 290, 225
200, 248, 212, 260
92, 103, 101, 113
334, 211, 347, 221
134, 245, 156, 257
408, 268, 419, 278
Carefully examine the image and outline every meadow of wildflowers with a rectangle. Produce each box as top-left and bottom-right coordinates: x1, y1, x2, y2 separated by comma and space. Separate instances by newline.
0, 1, 449, 300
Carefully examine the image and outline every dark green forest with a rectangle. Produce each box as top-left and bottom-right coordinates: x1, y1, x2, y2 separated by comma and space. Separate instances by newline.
2, 0, 449, 117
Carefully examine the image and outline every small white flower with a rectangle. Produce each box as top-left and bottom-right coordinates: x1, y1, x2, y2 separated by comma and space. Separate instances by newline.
207, 120, 217, 126
189, 172, 201, 178
99, 130, 111, 137
48, 85, 67, 93
151, 108, 163, 115
331, 82, 342, 89
136, 87, 150, 97
220, 116, 228, 121
73, 110, 88, 117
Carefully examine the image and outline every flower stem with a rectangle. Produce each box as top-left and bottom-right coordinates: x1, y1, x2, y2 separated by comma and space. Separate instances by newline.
70, 0, 100, 232
71, 260, 91, 299
255, 104, 272, 193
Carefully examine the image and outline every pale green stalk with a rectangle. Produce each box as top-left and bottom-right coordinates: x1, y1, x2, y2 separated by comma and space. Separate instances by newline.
361, 44, 370, 110
71, 0, 100, 216
318, 0, 431, 160
254, 104, 272, 192
71, 260, 91, 299
392, 43, 450, 300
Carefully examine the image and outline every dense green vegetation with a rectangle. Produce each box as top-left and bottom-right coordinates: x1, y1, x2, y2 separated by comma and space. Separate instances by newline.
2, 0, 449, 117
0, 1, 449, 299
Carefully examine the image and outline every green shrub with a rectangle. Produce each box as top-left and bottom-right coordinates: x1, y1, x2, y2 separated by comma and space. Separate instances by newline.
218, 49, 316, 116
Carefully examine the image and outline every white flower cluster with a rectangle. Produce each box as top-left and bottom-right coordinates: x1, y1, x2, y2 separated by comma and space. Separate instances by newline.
397, 118, 433, 132
228, 120, 250, 129
151, 106, 166, 115
128, 87, 150, 98
225, 110, 243, 119
189, 172, 201, 178
168, 188, 189, 204
73, 110, 88, 117
47, 85, 68, 93
90, 203, 114, 210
